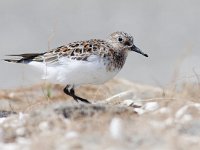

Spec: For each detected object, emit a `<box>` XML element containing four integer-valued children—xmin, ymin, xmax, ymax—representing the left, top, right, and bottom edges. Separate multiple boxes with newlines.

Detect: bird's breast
<box><xmin>106</xmin><ymin>51</ymin><xmax>128</xmax><ymax>72</ymax></box>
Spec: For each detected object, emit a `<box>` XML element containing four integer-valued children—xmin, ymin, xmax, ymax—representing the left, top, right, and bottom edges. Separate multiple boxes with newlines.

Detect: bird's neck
<box><xmin>106</xmin><ymin>49</ymin><xmax>128</xmax><ymax>72</ymax></box>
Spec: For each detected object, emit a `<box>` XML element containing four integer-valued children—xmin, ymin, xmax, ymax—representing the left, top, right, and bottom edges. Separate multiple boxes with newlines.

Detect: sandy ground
<box><xmin>0</xmin><ymin>78</ymin><xmax>200</xmax><ymax>150</ymax></box>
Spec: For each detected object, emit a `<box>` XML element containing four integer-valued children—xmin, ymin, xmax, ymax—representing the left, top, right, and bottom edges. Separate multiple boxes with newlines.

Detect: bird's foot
<box><xmin>63</xmin><ymin>85</ymin><xmax>91</xmax><ymax>104</ymax></box>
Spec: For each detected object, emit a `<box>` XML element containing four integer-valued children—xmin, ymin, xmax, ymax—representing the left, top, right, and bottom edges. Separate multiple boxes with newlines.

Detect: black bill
<box><xmin>131</xmin><ymin>45</ymin><xmax>148</xmax><ymax>57</ymax></box>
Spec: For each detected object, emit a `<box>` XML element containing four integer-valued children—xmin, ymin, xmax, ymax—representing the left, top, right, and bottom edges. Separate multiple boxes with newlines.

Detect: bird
<box><xmin>4</xmin><ymin>31</ymin><xmax>148</xmax><ymax>104</ymax></box>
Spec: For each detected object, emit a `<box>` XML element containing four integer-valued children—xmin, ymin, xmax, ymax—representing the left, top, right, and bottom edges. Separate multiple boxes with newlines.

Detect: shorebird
<box><xmin>4</xmin><ymin>31</ymin><xmax>148</xmax><ymax>103</ymax></box>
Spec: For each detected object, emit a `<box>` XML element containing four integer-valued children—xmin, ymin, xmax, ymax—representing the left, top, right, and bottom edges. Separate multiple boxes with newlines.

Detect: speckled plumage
<box><xmin>5</xmin><ymin>31</ymin><xmax>148</xmax><ymax>103</ymax></box>
<box><xmin>31</xmin><ymin>39</ymin><xmax>126</xmax><ymax>71</ymax></box>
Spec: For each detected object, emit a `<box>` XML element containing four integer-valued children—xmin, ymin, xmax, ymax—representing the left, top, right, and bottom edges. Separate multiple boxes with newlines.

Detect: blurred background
<box><xmin>0</xmin><ymin>0</ymin><xmax>200</xmax><ymax>89</ymax></box>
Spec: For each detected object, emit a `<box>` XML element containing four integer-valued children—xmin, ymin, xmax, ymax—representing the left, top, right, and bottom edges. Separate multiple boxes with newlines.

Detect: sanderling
<box><xmin>5</xmin><ymin>31</ymin><xmax>148</xmax><ymax>103</ymax></box>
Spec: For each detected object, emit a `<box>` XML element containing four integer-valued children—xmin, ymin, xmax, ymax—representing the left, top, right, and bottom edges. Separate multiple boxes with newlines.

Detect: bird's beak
<box><xmin>131</xmin><ymin>45</ymin><xmax>148</xmax><ymax>57</ymax></box>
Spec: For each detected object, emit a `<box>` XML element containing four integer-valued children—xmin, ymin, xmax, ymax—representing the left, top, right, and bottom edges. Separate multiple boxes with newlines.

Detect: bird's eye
<box><xmin>118</xmin><ymin>37</ymin><xmax>123</xmax><ymax>42</ymax></box>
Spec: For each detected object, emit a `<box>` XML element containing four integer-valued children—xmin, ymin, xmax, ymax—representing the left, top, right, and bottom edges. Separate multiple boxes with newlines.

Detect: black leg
<box><xmin>63</xmin><ymin>86</ymin><xmax>78</xmax><ymax>102</ymax></box>
<box><xmin>70</xmin><ymin>88</ymin><xmax>91</xmax><ymax>104</ymax></box>
<box><xmin>63</xmin><ymin>85</ymin><xmax>91</xmax><ymax>104</ymax></box>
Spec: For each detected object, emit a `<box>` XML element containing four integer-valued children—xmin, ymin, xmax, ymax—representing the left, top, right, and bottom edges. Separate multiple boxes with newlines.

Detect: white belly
<box><xmin>29</xmin><ymin>56</ymin><xmax>120</xmax><ymax>86</ymax></box>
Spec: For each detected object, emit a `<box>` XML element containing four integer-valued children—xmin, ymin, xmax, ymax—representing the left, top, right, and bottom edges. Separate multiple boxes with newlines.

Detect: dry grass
<box><xmin>0</xmin><ymin>78</ymin><xmax>200</xmax><ymax>150</ymax></box>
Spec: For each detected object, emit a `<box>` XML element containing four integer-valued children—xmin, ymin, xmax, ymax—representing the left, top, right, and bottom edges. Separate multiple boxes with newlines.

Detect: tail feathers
<box><xmin>4</xmin><ymin>53</ymin><xmax>45</xmax><ymax>63</ymax></box>
<box><xmin>4</xmin><ymin>59</ymin><xmax>22</xmax><ymax>63</ymax></box>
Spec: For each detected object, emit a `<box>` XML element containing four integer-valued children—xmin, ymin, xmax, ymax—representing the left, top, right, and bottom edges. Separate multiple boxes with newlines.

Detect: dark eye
<box><xmin>118</xmin><ymin>37</ymin><xmax>123</xmax><ymax>42</ymax></box>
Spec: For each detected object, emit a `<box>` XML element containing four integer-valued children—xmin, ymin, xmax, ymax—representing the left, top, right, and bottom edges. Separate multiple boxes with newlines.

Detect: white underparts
<box><xmin>28</xmin><ymin>55</ymin><xmax>120</xmax><ymax>87</ymax></box>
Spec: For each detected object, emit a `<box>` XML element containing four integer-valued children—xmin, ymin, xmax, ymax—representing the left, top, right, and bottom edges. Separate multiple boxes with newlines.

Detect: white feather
<box><xmin>28</xmin><ymin>55</ymin><xmax>120</xmax><ymax>87</ymax></box>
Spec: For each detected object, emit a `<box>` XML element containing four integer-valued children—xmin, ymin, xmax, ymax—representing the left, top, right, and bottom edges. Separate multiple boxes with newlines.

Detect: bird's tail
<box><xmin>4</xmin><ymin>53</ymin><xmax>45</xmax><ymax>63</ymax></box>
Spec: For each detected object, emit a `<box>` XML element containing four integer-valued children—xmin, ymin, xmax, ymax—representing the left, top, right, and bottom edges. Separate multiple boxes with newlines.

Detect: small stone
<box><xmin>0</xmin><ymin>118</ymin><xmax>7</xmax><ymax>124</ymax></box>
<box><xmin>38</xmin><ymin>122</ymin><xmax>49</xmax><ymax>131</ymax></box>
<box><xmin>134</xmin><ymin>108</ymin><xmax>145</xmax><ymax>115</ymax></box>
<box><xmin>65</xmin><ymin>131</ymin><xmax>79</xmax><ymax>139</ymax></box>
<box><xmin>144</xmin><ymin>102</ymin><xmax>159</xmax><ymax>111</ymax></box>
<box><xmin>109</xmin><ymin>117</ymin><xmax>123</xmax><ymax>140</ymax></box>
<box><xmin>120</xmin><ymin>99</ymin><xmax>134</xmax><ymax>106</ymax></box>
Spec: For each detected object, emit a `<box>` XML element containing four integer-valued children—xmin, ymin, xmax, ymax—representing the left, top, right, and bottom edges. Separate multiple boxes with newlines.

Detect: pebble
<box><xmin>109</xmin><ymin>117</ymin><xmax>123</xmax><ymax>140</ymax></box>
<box><xmin>144</xmin><ymin>102</ymin><xmax>159</xmax><ymax>111</ymax></box>
<box><xmin>65</xmin><ymin>131</ymin><xmax>79</xmax><ymax>139</ymax></box>
<box><xmin>38</xmin><ymin>121</ymin><xmax>49</xmax><ymax>131</ymax></box>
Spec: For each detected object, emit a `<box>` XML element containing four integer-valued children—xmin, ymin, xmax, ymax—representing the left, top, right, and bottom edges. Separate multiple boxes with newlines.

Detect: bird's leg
<box><xmin>70</xmin><ymin>88</ymin><xmax>91</xmax><ymax>104</ymax></box>
<box><xmin>63</xmin><ymin>85</ymin><xmax>91</xmax><ymax>104</ymax></box>
<box><xmin>63</xmin><ymin>86</ymin><xmax>78</xmax><ymax>102</ymax></box>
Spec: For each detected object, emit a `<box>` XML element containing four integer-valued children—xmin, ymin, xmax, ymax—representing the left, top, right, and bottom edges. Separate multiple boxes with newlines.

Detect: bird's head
<box><xmin>107</xmin><ymin>31</ymin><xmax>148</xmax><ymax>57</ymax></box>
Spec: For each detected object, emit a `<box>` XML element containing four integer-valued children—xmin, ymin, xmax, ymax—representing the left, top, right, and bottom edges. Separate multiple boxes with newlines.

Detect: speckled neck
<box><xmin>106</xmin><ymin>49</ymin><xmax>128</xmax><ymax>72</ymax></box>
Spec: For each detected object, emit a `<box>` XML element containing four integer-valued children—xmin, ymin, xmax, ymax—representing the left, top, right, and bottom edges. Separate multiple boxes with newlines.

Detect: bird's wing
<box><xmin>37</xmin><ymin>39</ymin><xmax>111</xmax><ymax>65</ymax></box>
<box><xmin>4</xmin><ymin>39</ymin><xmax>112</xmax><ymax>65</ymax></box>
